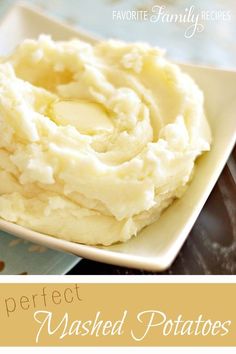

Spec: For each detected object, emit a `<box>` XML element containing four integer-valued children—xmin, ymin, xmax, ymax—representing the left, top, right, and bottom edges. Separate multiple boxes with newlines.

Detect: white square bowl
<box><xmin>0</xmin><ymin>2</ymin><xmax>235</xmax><ymax>271</ymax></box>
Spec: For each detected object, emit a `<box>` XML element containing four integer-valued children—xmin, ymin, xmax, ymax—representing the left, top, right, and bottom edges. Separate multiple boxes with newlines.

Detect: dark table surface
<box><xmin>68</xmin><ymin>147</ymin><xmax>236</xmax><ymax>275</ymax></box>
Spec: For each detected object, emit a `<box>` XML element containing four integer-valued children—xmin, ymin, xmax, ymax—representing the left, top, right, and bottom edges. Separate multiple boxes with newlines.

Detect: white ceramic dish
<box><xmin>0</xmin><ymin>2</ymin><xmax>235</xmax><ymax>271</ymax></box>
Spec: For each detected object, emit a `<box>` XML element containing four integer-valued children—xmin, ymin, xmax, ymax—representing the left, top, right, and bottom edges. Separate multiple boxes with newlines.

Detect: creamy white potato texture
<box><xmin>0</xmin><ymin>36</ymin><xmax>211</xmax><ymax>245</ymax></box>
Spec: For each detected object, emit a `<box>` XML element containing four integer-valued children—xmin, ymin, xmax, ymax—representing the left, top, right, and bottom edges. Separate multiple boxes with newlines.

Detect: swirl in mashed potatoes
<box><xmin>0</xmin><ymin>35</ymin><xmax>211</xmax><ymax>245</ymax></box>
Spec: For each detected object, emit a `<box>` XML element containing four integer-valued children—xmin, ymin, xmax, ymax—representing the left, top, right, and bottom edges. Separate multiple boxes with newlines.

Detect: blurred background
<box><xmin>1</xmin><ymin>0</ymin><xmax>236</xmax><ymax>67</ymax></box>
<box><xmin>0</xmin><ymin>0</ymin><xmax>235</xmax><ymax>275</ymax></box>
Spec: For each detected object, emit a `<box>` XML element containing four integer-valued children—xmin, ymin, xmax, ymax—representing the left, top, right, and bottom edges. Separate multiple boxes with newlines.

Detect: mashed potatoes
<box><xmin>0</xmin><ymin>35</ymin><xmax>211</xmax><ymax>245</ymax></box>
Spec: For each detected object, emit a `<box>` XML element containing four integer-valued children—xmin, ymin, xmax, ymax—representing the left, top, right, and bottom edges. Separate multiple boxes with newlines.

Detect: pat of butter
<box><xmin>0</xmin><ymin>36</ymin><xmax>212</xmax><ymax>246</ymax></box>
<box><xmin>52</xmin><ymin>100</ymin><xmax>113</xmax><ymax>134</ymax></box>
